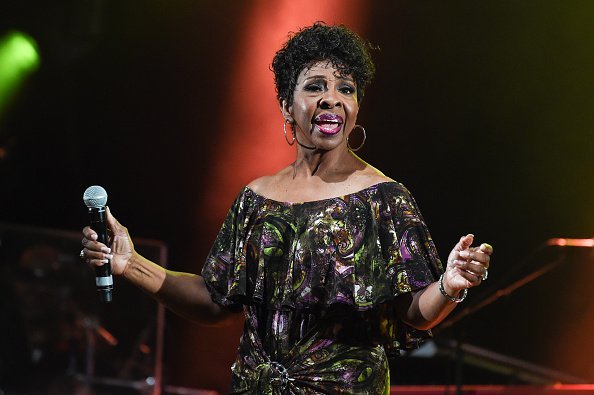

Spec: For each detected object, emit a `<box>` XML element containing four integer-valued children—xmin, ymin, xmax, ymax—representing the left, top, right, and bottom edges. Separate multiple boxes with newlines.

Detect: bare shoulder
<box><xmin>246</xmin><ymin>166</ymin><xmax>293</xmax><ymax>195</ymax></box>
<box><xmin>246</xmin><ymin>175</ymin><xmax>273</xmax><ymax>194</ymax></box>
<box><xmin>356</xmin><ymin>160</ymin><xmax>395</xmax><ymax>186</ymax></box>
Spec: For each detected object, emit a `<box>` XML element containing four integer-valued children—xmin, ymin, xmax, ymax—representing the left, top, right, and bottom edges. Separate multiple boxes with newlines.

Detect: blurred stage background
<box><xmin>1</xmin><ymin>1</ymin><xmax>593</xmax><ymax>394</ymax></box>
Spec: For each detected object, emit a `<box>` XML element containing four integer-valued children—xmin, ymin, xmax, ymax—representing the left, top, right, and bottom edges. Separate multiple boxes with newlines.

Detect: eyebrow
<box><xmin>301</xmin><ymin>74</ymin><xmax>355</xmax><ymax>83</ymax></box>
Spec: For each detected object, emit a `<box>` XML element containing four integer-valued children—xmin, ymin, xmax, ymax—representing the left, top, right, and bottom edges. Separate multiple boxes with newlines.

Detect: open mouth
<box><xmin>314</xmin><ymin>114</ymin><xmax>343</xmax><ymax>135</ymax></box>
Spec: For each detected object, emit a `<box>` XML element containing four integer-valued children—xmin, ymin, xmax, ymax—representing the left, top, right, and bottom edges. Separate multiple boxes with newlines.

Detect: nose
<box><xmin>319</xmin><ymin>89</ymin><xmax>341</xmax><ymax>109</ymax></box>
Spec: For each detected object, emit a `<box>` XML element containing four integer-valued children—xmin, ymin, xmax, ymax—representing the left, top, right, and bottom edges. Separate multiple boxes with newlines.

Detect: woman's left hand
<box><xmin>442</xmin><ymin>234</ymin><xmax>493</xmax><ymax>296</ymax></box>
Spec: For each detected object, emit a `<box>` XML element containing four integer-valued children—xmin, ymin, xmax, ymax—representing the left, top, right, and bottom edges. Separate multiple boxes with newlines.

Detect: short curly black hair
<box><xmin>272</xmin><ymin>22</ymin><xmax>376</xmax><ymax>106</ymax></box>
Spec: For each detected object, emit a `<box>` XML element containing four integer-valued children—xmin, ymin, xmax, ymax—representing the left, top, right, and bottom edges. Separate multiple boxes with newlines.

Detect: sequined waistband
<box><xmin>255</xmin><ymin>360</ymin><xmax>293</xmax><ymax>392</ymax></box>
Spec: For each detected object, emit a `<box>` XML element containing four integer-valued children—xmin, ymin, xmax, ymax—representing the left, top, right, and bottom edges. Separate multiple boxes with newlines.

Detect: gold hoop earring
<box><xmin>347</xmin><ymin>125</ymin><xmax>366</xmax><ymax>152</ymax></box>
<box><xmin>284</xmin><ymin>120</ymin><xmax>295</xmax><ymax>146</ymax></box>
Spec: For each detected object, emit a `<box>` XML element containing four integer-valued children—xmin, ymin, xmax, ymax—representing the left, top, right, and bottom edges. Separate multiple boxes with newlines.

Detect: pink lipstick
<box><xmin>314</xmin><ymin>114</ymin><xmax>344</xmax><ymax>135</ymax></box>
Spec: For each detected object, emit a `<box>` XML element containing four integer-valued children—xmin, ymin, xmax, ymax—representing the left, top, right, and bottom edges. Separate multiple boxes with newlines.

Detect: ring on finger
<box><xmin>79</xmin><ymin>249</ymin><xmax>85</xmax><ymax>259</ymax></box>
<box><xmin>482</xmin><ymin>269</ymin><xmax>489</xmax><ymax>281</ymax></box>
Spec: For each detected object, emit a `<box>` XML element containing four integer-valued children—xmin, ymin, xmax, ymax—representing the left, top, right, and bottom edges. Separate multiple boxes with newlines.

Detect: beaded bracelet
<box><xmin>438</xmin><ymin>273</ymin><xmax>467</xmax><ymax>303</ymax></box>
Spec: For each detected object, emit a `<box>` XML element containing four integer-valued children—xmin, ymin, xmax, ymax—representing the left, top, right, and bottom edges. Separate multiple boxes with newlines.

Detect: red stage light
<box><xmin>201</xmin><ymin>1</ymin><xmax>369</xmax><ymax>226</ymax></box>
<box><xmin>546</xmin><ymin>238</ymin><xmax>594</xmax><ymax>247</ymax></box>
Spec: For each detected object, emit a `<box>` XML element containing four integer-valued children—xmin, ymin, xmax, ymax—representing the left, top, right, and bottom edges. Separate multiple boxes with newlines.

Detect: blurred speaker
<box><xmin>0</xmin><ymin>222</ymin><xmax>166</xmax><ymax>394</ymax></box>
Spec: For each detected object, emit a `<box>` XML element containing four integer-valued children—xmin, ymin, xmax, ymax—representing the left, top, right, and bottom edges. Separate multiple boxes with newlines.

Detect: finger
<box><xmin>455</xmin><ymin>234</ymin><xmax>475</xmax><ymax>251</ymax></box>
<box><xmin>82</xmin><ymin>248</ymin><xmax>113</xmax><ymax>266</ymax></box>
<box><xmin>459</xmin><ymin>249</ymin><xmax>490</xmax><ymax>267</ymax></box>
<box><xmin>82</xmin><ymin>226</ymin><xmax>98</xmax><ymax>241</ymax></box>
<box><xmin>479</xmin><ymin>243</ymin><xmax>494</xmax><ymax>255</ymax></box>
<box><xmin>449</xmin><ymin>266</ymin><xmax>482</xmax><ymax>287</ymax></box>
<box><xmin>105</xmin><ymin>206</ymin><xmax>119</xmax><ymax>230</ymax></box>
<box><xmin>459</xmin><ymin>269</ymin><xmax>483</xmax><ymax>286</ymax></box>
<box><xmin>81</xmin><ymin>236</ymin><xmax>111</xmax><ymax>253</ymax></box>
<box><xmin>454</xmin><ymin>260</ymin><xmax>488</xmax><ymax>279</ymax></box>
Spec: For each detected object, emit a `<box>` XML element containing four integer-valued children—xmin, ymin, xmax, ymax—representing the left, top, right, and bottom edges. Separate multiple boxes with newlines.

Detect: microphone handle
<box><xmin>89</xmin><ymin>206</ymin><xmax>113</xmax><ymax>302</ymax></box>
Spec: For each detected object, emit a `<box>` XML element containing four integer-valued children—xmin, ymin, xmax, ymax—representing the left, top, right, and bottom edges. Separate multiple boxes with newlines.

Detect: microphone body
<box><xmin>84</xmin><ymin>186</ymin><xmax>113</xmax><ymax>302</ymax></box>
<box><xmin>89</xmin><ymin>206</ymin><xmax>113</xmax><ymax>302</ymax></box>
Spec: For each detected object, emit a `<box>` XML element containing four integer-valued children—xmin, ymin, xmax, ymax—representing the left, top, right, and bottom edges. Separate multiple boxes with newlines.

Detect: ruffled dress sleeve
<box><xmin>201</xmin><ymin>187</ymin><xmax>256</xmax><ymax>313</ymax></box>
<box><xmin>372</xmin><ymin>182</ymin><xmax>444</xmax><ymax>353</ymax></box>
<box><xmin>377</xmin><ymin>182</ymin><xmax>442</xmax><ymax>295</ymax></box>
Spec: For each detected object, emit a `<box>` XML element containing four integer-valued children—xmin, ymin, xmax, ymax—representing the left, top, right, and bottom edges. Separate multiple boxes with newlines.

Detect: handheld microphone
<box><xmin>83</xmin><ymin>185</ymin><xmax>113</xmax><ymax>303</ymax></box>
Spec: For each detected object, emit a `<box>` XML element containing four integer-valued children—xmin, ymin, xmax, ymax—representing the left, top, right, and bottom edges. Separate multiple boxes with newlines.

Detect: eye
<box><xmin>339</xmin><ymin>85</ymin><xmax>356</xmax><ymax>95</ymax></box>
<box><xmin>303</xmin><ymin>83</ymin><xmax>323</xmax><ymax>92</ymax></box>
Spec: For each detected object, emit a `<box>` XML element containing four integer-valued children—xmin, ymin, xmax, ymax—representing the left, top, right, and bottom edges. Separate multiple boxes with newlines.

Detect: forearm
<box><xmin>123</xmin><ymin>253</ymin><xmax>236</xmax><ymax>326</ymax></box>
<box><xmin>403</xmin><ymin>280</ymin><xmax>461</xmax><ymax>330</ymax></box>
<box><xmin>402</xmin><ymin>236</ymin><xmax>493</xmax><ymax>330</ymax></box>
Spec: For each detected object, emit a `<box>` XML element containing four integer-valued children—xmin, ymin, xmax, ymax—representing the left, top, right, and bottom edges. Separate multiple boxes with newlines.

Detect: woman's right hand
<box><xmin>81</xmin><ymin>207</ymin><xmax>134</xmax><ymax>276</ymax></box>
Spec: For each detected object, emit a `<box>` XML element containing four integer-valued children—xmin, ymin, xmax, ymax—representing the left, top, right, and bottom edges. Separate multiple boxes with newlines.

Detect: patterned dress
<box><xmin>201</xmin><ymin>181</ymin><xmax>443</xmax><ymax>394</ymax></box>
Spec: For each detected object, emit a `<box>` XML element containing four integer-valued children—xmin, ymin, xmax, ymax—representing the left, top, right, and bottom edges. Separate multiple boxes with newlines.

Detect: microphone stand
<box><xmin>438</xmin><ymin>255</ymin><xmax>563</xmax><ymax>331</ymax></box>
<box><xmin>434</xmin><ymin>238</ymin><xmax>593</xmax><ymax>391</ymax></box>
<box><xmin>79</xmin><ymin>314</ymin><xmax>118</xmax><ymax>386</ymax></box>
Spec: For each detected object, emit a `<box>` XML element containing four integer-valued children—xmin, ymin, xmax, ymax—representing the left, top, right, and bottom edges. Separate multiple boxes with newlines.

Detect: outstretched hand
<box><xmin>81</xmin><ymin>207</ymin><xmax>134</xmax><ymax>276</ymax></box>
<box><xmin>443</xmin><ymin>234</ymin><xmax>493</xmax><ymax>295</ymax></box>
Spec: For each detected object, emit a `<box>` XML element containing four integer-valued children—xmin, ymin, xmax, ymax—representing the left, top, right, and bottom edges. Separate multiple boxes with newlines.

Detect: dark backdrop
<box><xmin>1</xmin><ymin>1</ymin><xmax>593</xmax><ymax>392</ymax></box>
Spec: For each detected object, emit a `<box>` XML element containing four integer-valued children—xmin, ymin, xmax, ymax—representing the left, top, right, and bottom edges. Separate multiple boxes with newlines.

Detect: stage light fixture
<box><xmin>0</xmin><ymin>31</ymin><xmax>40</xmax><ymax>116</ymax></box>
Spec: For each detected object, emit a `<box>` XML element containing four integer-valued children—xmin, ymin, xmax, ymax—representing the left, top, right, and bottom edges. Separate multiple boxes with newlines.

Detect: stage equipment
<box><xmin>399</xmin><ymin>236</ymin><xmax>594</xmax><ymax>389</ymax></box>
<box><xmin>389</xmin><ymin>384</ymin><xmax>594</xmax><ymax>394</ymax></box>
<box><xmin>0</xmin><ymin>222</ymin><xmax>165</xmax><ymax>394</ymax></box>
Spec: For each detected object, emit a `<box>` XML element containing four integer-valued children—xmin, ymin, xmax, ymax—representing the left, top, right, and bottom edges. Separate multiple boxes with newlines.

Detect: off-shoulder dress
<box><xmin>201</xmin><ymin>181</ymin><xmax>443</xmax><ymax>394</ymax></box>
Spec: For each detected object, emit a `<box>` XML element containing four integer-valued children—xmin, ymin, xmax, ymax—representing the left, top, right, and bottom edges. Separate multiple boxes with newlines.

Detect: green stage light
<box><xmin>0</xmin><ymin>31</ymin><xmax>40</xmax><ymax>116</ymax></box>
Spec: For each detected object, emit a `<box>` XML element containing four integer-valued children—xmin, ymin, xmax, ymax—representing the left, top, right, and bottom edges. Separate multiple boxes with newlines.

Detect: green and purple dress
<box><xmin>201</xmin><ymin>182</ymin><xmax>443</xmax><ymax>394</ymax></box>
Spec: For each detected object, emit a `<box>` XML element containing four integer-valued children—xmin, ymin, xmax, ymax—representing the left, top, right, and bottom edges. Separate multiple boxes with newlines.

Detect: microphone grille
<box><xmin>83</xmin><ymin>185</ymin><xmax>108</xmax><ymax>208</ymax></box>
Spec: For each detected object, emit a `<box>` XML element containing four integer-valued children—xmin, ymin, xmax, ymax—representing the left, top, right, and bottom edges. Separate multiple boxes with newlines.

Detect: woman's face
<box><xmin>282</xmin><ymin>61</ymin><xmax>359</xmax><ymax>151</ymax></box>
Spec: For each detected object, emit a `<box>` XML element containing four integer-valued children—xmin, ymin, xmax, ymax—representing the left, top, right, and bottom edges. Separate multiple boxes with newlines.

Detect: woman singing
<box><xmin>81</xmin><ymin>23</ymin><xmax>492</xmax><ymax>394</ymax></box>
